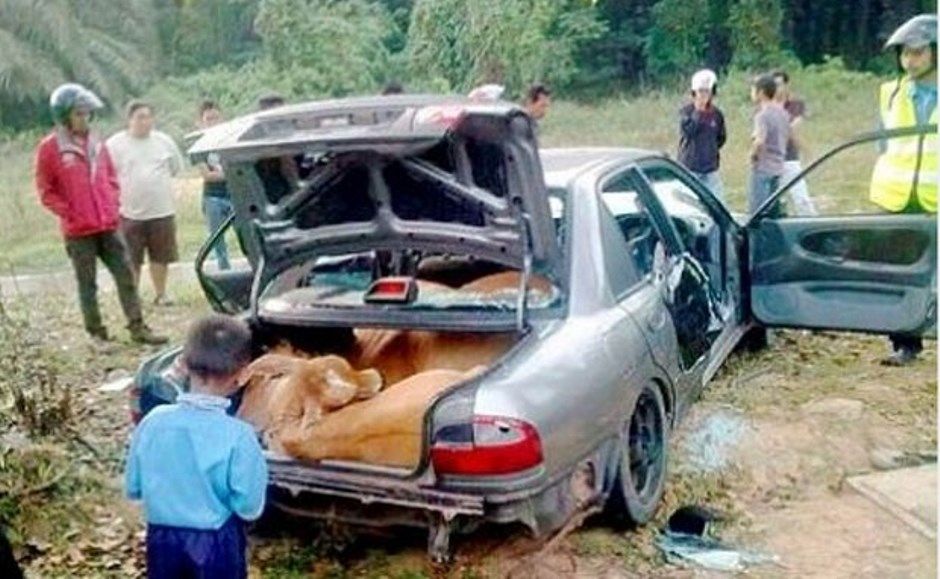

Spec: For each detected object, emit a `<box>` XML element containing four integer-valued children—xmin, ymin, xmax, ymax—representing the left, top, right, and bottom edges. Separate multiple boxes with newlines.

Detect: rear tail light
<box><xmin>431</xmin><ymin>415</ymin><xmax>543</xmax><ymax>475</ymax></box>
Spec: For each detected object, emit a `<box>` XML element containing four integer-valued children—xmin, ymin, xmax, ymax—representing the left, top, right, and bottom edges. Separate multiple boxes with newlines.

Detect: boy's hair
<box><xmin>525</xmin><ymin>83</ymin><xmax>551</xmax><ymax>104</ymax></box>
<box><xmin>771</xmin><ymin>69</ymin><xmax>789</xmax><ymax>83</ymax></box>
<box><xmin>182</xmin><ymin>315</ymin><xmax>252</xmax><ymax>379</ymax></box>
<box><xmin>752</xmin><ymin>74</ymin><xmax>777</xmax><ymax>99</ymax></box>
<box><xmin>199</xmin><ymin>99</ymin><xmax>220</xmax><ymax>116</ymax></box>
<box><xmin>125</xmin><ymin>99</ymin><xmax>153</xmax><ymax>119</ymax></box>
<box><xmin>381</xmin><ymin>81</ymin><xmax>404</xmax><ymax>95</ymax></box>
<box><xmin>257</xmin><ymin>92</ymin><xmax>285</xmax><ymax>111</ymax></box>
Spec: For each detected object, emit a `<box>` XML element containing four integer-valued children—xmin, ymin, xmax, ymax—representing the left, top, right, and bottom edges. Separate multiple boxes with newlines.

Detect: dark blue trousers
<box><xmin>146</xmin><ymin>517</ymin><xmax>246</xmax><ymax>579</ymax></box>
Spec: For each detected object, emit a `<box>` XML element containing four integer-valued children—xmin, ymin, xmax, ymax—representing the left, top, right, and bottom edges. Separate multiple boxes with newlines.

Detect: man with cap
<box><xmin>870</xmin><ymin>14</ymin><xmax>937</xmax><ymax>366</ymax></box>
<box><xmin>34</xmin><ymin>83</ymin><xmax>167</xmax><ymax>345</ymax></box>
<box><xmin>678</xmin><ymin>69</ymin><xmax>727</xmax><ymax>199</ymax></box>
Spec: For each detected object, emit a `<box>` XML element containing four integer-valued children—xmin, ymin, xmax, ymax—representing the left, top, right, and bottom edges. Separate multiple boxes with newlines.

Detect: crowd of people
<box><xmin>675</xmin><ymin>13</ymin><xmax>935</xmax><ymax>366</ymax></box>
<box><xmin>28</xmin><ymin>11</ymin><xmax>937</xmax><ymax>359</ymax></box>
<box><xmin>5</xmin><ymin>12</ymin><xmax>931</xmax><ymax>578</ymax></box>
<box><xmin>30</xmin><ymin>78</ymin><xmax>553</xmax><ymax>346</ymax></box>
<box><xmin>676</xmin><ymin>67</ymin><xmax>816</xmax><ymax>217</ymax></box>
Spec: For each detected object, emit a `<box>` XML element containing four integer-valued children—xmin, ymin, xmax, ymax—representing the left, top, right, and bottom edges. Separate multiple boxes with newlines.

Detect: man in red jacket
<box><xmin>35</xmin><ymin>83</ymin><xmax>167</xmax><ymax>345</ymax></box>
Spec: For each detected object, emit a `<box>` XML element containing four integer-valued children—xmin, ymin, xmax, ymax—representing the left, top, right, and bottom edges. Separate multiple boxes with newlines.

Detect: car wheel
<box><xmin>607</xmin><ymin>383</ymin><xmax>668</xmax><ymax>526</ymax></box>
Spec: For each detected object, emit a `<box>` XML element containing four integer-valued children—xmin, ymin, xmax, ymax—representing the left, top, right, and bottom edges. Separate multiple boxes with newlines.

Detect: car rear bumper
<box><xmin>266</xmin><ymin>455</ymin><xmax>485</xmax><ymax>520</ymax></box>
<box><xmin>264</xmin><ymin>442</ymin><xmax>610</xmax><ymax>539</ymax></box>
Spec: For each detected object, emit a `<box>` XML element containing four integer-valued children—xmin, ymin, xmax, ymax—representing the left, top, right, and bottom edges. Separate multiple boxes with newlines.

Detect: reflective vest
<box><xmin>869</xmin><ymin>79</ymin><xmax>938</xmax><ymax>213</ymax></box>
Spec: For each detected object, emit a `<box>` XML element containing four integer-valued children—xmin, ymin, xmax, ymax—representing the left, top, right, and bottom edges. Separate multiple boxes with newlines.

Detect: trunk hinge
<box><xmin>249</xmin><ymin>253</ymin><xmax>266</xmax><ymax>325</ymax></box>
<box><xmin>516</xmin><ymin>210</ymin><xmax>534</xmax><ymax>332</ymax></box>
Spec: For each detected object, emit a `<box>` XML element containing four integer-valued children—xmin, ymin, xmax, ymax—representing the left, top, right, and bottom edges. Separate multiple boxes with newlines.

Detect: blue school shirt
<box><xmin>124</xmin><ymin>393</ymin><xmax>268</xmax><ymax>530</ymax></box>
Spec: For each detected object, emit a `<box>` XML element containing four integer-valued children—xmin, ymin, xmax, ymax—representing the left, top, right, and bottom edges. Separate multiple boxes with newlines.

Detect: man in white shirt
<box><xmin>107</xmin><ymin>101</ymin><xmax>184</xmax><ymax>305</ymax></box>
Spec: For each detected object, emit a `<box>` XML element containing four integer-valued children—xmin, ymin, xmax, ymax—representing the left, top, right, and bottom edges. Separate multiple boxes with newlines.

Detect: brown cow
<box><xmin>238</xmin><ymin>353</ymin><xmax>382</xmax><ymax>447</ymax></box>
<box><xmin>345</xmin><ymin>271</ymin><xmax>549</xmax><ymax>384</ymax></box>
<box><xmin>236</xmin><ymin>270</ymin><xmax>549</xmax><ymax>463</ymax></box>
<box><xmin>280</xmin><ymin>366</ymin><xmax>484</xmax><ymax>468</ymax></box>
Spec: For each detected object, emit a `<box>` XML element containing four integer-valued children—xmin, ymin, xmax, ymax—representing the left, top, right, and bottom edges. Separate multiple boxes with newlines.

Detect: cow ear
<box><xmin>354</xmin><ymin>368</ymin><xmax>383</xmax><ymax>399</ymax></box>
<box><xmin>321</xmin><ymin>368</ymin><xmax>358</xmax><ymax>409</ymax></box>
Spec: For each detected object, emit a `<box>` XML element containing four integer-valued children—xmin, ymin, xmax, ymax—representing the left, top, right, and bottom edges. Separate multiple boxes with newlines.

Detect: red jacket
<box><xmin>35</xmin><ymin>128</ymin><xmax>121</xmax><ymax>238</ymax></box>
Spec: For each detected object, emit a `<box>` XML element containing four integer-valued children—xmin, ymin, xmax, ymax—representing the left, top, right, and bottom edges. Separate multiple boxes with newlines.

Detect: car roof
<box><xmin>540</xmin><ymin>147</ymin><xmax>662</xmax><ymax>189</ymax></box>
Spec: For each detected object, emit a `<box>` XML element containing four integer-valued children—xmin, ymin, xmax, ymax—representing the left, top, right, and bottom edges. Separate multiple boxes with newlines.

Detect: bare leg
<box><xmin>131</xmin><ymin>263</ymin><xmax>141</xmax><ymax>290</ymax></box>
<box><xmin>150</xmin><ymin>263</ymin><xmax>169</xmax><ymax>301</ymax></box>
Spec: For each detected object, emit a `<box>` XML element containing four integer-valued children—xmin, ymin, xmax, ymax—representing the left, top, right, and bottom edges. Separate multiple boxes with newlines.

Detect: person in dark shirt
<box><xmin>254</xmin><ymin>93</ymin><xmax>300</xmax><ymax>203</ymax></box>
<box><xmin>197</xmin><ymin>100</ymin><xmax>234</xmax><ymax>270</ymax></box>
<box><xmin>678</xmin><ymin>69</ymin><xmax>727</xmax><ymax>199</ymax></box>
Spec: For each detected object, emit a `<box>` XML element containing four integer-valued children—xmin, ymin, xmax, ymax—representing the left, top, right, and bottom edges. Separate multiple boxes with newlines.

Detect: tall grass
<box><xmin>542</xmin><ymin>66</ymin><xmax>883</xmax><ymax>214</ymax></box>
<box><xmin>0</xmin><ymin>63</ymin><xmax>885</xmax><ymax>274</ymax></box>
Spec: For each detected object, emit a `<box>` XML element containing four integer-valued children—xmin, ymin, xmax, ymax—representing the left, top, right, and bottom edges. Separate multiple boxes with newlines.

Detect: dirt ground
<box><xmin>1</xmin><ymin>280</ymin><xmax>936</xmax><ymax>578</ymax></box>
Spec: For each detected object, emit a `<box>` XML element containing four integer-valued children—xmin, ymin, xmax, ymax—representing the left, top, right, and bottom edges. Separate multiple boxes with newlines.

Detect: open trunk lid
<box><xmin>188</xmin><ymin>96</ymin><xmax>562</xmax><ymax>302</ymax></box>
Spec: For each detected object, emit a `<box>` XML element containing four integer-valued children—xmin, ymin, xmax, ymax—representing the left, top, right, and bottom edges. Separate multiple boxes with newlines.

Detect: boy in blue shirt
<box><xmin>125</xmin><ymin>314</ymin><xmax>267</xmax><ymax>578</ymax></box>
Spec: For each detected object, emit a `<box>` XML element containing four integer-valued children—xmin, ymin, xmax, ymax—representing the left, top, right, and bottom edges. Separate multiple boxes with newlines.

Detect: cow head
<box><xmin>261</xmin><ymin>354</ymin><xmax>383</xmax><ymax>439</ymax></box>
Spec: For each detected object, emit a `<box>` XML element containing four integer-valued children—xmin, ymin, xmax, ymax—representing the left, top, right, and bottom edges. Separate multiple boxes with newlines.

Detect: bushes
<box><xmin>727</xmin><ymin>0</ymin><xmax>790</xmax><ymax>71</ymax></box>
<box><xmin>646</xmin><ymin>0</ymin><xmax>710</xmax><ymax>82</ymax></box>
<box><xmin>256</xmin><ymin>0</ymin><xmax>400</xmax><ymax>97</ymax></box>
<box><xmin>406</xmin><ymin>0</ymin><xmax>605</xmax><ymax>94</ymax></box>
<box><xmin>0</xmin><ymin>307</ymin><xmax>71</xmax><ymax>439</ymax></box>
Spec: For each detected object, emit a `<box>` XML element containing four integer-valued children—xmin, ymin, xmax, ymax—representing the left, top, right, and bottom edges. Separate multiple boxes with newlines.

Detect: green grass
<box><xmin>0</xmin><ymin>65</ymin><xmax>886</xmax><ymax>274</ymax></box>
<box><xmin>540</xmin><ymin>66</ymin><xmax>883</xmax><ymax>215</ymax></box>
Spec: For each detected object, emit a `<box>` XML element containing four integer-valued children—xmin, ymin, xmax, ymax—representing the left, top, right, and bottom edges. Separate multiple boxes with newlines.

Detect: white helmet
<box><xmin>690</xmin><ymin>69</ymin><xmax>718</xmax><ymax>92</ymax></box>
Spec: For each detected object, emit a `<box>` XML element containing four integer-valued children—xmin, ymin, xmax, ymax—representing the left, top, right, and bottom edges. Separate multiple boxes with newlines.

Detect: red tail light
<box><xmin>431</xmin><ymin>415</ymin><xmax>543</xmax><ymax>475</ymax></box>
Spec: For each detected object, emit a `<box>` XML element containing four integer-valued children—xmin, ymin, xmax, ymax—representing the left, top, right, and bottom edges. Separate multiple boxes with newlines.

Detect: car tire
<box><xmin>607</xmin><ymin>383</ymin><xmax>668</xmax><ymax>526</ymax></box>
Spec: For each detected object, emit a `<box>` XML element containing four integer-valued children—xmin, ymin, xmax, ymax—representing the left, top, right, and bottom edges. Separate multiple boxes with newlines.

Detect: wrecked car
<box><xmin>130</xmin><ymin>95</ymin><xmax>936</xmax><ymax>560</ymax></box>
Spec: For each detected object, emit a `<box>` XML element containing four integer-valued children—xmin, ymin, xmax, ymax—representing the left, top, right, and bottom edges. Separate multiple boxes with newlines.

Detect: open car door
<box><xmin>747</xmin><ymin>125</ymin><xmax>937</xmax><ymax>336</ymax></box>
<box><xmin>194</xmin><ymin>212</ymin><xmax>254</xmax><ymax>314</ymax></box>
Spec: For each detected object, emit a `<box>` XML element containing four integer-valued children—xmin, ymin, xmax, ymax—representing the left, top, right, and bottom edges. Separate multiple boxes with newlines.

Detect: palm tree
<box><xmin>0</xmin><ymin>0</ymin><xmax>162</xmax><ymax>127</ymax></box>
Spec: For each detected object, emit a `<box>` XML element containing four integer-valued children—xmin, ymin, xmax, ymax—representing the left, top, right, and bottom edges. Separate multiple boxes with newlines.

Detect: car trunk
<box><xmin>181</xmin><ymin>95</ymin><xmax>560</xmax><ymax>474</ymax></box>
<box><xmin>189</xmin><ymin>95</ymin><xmax>563</xmax><ymax>323</ymax></box>
<box><xmin>236</xmin><ymin>319</ymin><xmax>528</xmax><ymax>473</ymax></box>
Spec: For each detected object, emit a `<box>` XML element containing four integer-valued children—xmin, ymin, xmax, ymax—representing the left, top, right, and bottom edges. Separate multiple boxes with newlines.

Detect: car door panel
<box><xmin>749</xmin><ymin>214</ymin><xmax>936</xmax><ymax>335</ymax></box>
<box><xmin>195</xmin><ymin>214</ymin><xmax>253</xmax><ymax>313</ymax></box>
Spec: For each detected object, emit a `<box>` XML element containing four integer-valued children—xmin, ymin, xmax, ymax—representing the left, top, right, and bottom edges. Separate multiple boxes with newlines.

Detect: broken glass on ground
<box><xmin>655</xmin><ymin>505</ymin><xmax>779</xmax><ymax>573</ymax></box>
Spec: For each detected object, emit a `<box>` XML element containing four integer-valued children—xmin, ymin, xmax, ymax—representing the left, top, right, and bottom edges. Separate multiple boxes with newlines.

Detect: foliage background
<box><xmin>1</xmin><ymin>0</ymin><xmax>936</xmax><ymax>132</ymax></box>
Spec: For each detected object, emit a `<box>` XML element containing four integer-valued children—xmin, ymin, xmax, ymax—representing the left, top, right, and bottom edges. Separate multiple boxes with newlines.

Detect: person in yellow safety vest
<box><xmin>870</xmin><ymin>13</ymin><xmax>937</xmax><ymax>366</ymax></box>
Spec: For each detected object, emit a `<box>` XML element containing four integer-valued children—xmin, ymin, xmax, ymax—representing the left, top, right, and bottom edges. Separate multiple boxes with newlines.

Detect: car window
<box><xmin>599</xmin><ymin>172</ymin><xmax>660</xmax><ymax>295</ymax></box>
<box><xmin>642</xmin><ymin>164</ymin><xmax>726</xmax><ymax>296</ymax></box>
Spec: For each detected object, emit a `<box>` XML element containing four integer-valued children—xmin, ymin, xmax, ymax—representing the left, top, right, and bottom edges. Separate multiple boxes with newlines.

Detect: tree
<box><xmin>0</xmin><ymin>0</ymin><xmax>162</xmax><ymax>129</ymax></box>
<box><xmin>406</xmin><ymin>0</ymin><xmax>605</xmax><ymax>94</ymax></box>
<box><xmin>646</xmin><ymin>0</ymin><xmax>711</xmax><ymax>81</ymax></box>
<box><xmin>165</xmin><ymin>0</ymin><xmax>261</xmax><ymax>74</ymax></box>
<box><xmin>255</xmin><ymin>0</ymin><xmax>399</xmax><ymax>97</ymax></box>
<box><xmin>728</xmin><ymin>0</ymin><xmax>787</xmax><ymax>70</ymax></box>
